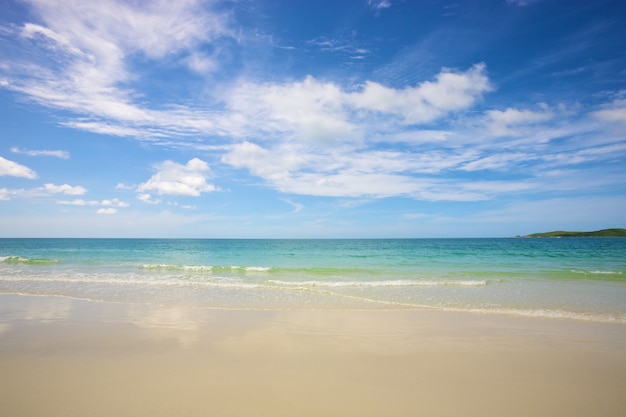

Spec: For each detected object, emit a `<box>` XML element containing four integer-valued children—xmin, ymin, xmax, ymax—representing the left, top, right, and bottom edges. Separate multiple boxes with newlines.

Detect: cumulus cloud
<box><xmin>0</xmin><ymin>156</ymin><xmax>37</xmax><ymax>179</ymax></box>
<box><xmin>347</xmin><ymin>63</ymin><xmax>491</xmax><ymax>124</ymax></box>
<box><xmin>137</xmin><ymin>193</ymin><xmax>161</xmax><ymax>205</ymax></box>
<box><xmin>137</xmin><ymin>158</ymin><xmax>217</xmax><ymax>197</ymax></box>
<box><xmin>43</xmin><ymin>183</ymin><xmax>87</xmax><ymax>195</ymax></box>
<box><xmin>227</xmin><ymin>65</ymin><xmax>491</xmax><ymax>144</ymax></box>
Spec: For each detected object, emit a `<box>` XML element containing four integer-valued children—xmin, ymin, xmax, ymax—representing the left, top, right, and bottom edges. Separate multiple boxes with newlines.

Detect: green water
<box><xmin>1</xmin><ymin>238</ymin><xmax>624</xmax><ymax>322</ymax></box>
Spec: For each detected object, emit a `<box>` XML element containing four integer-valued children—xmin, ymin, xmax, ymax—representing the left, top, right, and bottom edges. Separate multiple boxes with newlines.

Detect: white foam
<box><xmin>141</xmin><ymin>264</ymin><xmax>214</xmax><ymax>272</ymax></box>
<box><xmin>571</xmin><ymin>269</ymin><xmax>622</xmax><ymax>275</ymax></box>
<box><xmin>267</xmin><ymin>279</ymin><xmax>488</xmax><ymax>288</ymax></box>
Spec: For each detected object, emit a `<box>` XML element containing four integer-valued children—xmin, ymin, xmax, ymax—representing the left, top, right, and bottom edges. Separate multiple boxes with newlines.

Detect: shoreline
<box><xmin>1</xmin><ymin>293</ymin><xmax>626</xmax><ymax>416</ymax></box>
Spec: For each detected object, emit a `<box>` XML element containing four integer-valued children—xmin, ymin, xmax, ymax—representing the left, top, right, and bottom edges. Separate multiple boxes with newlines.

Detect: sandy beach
<box><xmin>1</xmin><ymin>294</ymin><xmax>625</xmax><ymax>417</ymax></box>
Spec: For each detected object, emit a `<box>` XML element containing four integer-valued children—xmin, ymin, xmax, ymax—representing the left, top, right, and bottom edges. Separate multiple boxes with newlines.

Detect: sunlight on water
<box><xmin>1</xmin><ymin>238</ymin><xmax>625</xmax><ymax>322</ymax></box>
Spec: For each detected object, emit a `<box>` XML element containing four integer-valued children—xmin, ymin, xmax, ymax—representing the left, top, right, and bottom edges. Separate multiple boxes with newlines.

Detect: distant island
<box><xmin>523</xmin><ymin>228</ymin><xmax>626</xmax><ymax>238</ymax></box>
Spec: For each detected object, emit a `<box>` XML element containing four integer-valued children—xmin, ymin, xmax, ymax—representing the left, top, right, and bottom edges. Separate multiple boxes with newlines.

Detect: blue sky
<box><xmin>1</xmin><ymin>0</ymin><xmax>625</xmax><ymax>238</ymax></box>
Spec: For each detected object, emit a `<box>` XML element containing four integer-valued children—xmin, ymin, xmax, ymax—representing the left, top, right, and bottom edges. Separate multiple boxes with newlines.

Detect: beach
<box><xmin>1</xmin><ymin>294</ymin><xmax>625</xmax><ymax>417</ymax></box>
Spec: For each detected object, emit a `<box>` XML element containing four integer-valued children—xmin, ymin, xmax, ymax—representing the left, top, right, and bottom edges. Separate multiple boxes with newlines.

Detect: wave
<box><xmin>267</xmin><ymin>279</ymin><xmax>488</xmax><ymax>288</ymax></box>
<box><xmin>0</xmin><ymin>256</ymin><xmax>59</xmax><ymax>265</ymax></box>
<box><xmin>0</xmin><ymin>275</ymin><xmax>262</xmax><ymax>290</ymax></box>
<box><xmin>570</xmin><ymin>269</ymin><xmax>623</xmax><ymax>275</ymax></box>
<box><xmin>140</xmin><ymin>264</ymin><xmax>272</xmax><ymax>273</ymax></box>
<box><xmin>455</xmin><ymin>307</ymin><xmax>626</xmax><ymax>324</ymax></box>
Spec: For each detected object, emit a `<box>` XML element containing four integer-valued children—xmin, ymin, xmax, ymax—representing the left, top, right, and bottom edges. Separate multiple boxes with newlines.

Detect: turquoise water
<box><xmin>1</xmin><ymin>238</ymin><xmax>625</xmax><ymax>322</ymax></box>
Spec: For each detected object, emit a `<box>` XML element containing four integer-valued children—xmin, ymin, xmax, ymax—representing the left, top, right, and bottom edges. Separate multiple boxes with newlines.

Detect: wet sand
<box><xmin>1</xmin><ymin>294</ymin><xmax>625</xmax><ymax>417</ymax></box>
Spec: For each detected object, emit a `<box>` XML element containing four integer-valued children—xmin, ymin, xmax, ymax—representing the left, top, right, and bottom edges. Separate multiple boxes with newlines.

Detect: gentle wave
<box><xmin>140</xmin><ymin>264</ymin><xmax>271</xmax><ymax>273</ymax></box>
<box><xmin>0</xmin><ymin>256</ymin><xmax>59</xmax><ymax>265</ymax></box>
<box><xmin>0</xmin><ymin>276</ymin><xmax>260</xmax><ymax>289</ymax></box>
<box><xmin>458</xmin><ymin>307</ymin><xmax>626</xmax><ymax>324</ymax></box>
<box><xmin>267</xmin><ymin>279</ymin><xmax>488</xmax><ymax>287</ymax></box>
<box><xmin>570</xmin><ymin>269</ymin><xmax>623</xmax><ymax>275</ymax></box>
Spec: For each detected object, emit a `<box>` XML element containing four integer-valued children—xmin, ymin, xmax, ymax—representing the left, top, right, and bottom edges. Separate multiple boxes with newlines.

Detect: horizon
<box><xmin>1</xmin><ymin>0</ymin><xmax>625</xmax><ymax>238</ymax></box>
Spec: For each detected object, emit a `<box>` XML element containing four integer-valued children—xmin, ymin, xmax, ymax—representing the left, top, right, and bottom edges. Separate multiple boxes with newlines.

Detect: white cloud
<box><xmin>280</xmin><ymin>198</ymin><xmax>303</xmax><ymax>214</ymax></box>
<box><xmin>137</xmin><ymin>193</ymin><xmax>161</xmax><ymax>205</ymax></box>
<box><xmin>0</xmin><ymin>156</ymin><xmax>37</xmax><ymax>179</ymax></box>
<box><xmin>11</xmin><ymin>147</ymin><xmax>70</xmax><ymax>159</ymax></box>
<box><xmin>368</xmin><ymin>0</ymin><xmax>392</xmax><ymax>10</ymax></box>
<box><xmin>506</xmin><ymin>0</ymin><xmax>541</xmax><ymax>6</ymax></box>
<box><xmin>1</xmin><ymin>0</ymin><xmax>232</xmax><ymax>137</ymax></box>
<box><xmin>115</xmin><ymin>183</ymin><xmax>134</xmax><ymax>190</ymax></box>
<box><xmin>57</xmin><ymin>199</ymin><xmax>99</xmax><ymax>206</ymax></box>
<box><xmin>0</xmin><ymin>188</ymin><xmax>13</xmax><ymax>201</ymax></box>
<box><xmin>43</xmin><ymin>183</ymin><xmax>87</xmax><ymax>195</ymax></box>
<box><xmin>483</xmin><ymin>107</ymin><xmax>554</xmax><ymax>137</ymax></box>
<box><xmin>97</xmin><ymin>208</ymin><xmax>118</xmax><ymax>215</ymax></box>
<box><xmin>593</xmin><ymin>99</ymin><xmax>626</xmax><ymax>124</ymax></box>
<box><xmin>137</xmin><ymin>158</ymin><xmax>217</xmax><ymax>197</ymax></box>
<box><xmin>58</xmin><ymin>198</ymin><xmax>129</xmax><ymax>207</ymax></box>
<box><xmin>226</xmin><ymin>65</ymin><xmax>491</xmax><ymax>144</ymax></box>
<box><xmin>222</xmin><ymin>141</ymin><xmax>518</xmax><ymax>201</ymax></box>
<box><xmin>101</xmin><ymin>198</ymin><xmax>130</xmax><ymax>207</ymax></box>
<box><xmin>347</xmin><ymin>63</ymin><xmax>491</xmax><ymax>124</ymax></box>
<box><xmin>460</xmin><ymin>153</ymin><xmax>534</xmax><ymax>172</ymax></box>
<box><xmin>227</xmin><ymin>76</ymin><xmax>358</xmax><ymax>144</ymax></box>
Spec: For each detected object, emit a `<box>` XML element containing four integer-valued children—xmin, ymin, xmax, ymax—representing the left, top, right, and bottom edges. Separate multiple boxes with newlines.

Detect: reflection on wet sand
<box><xmin>1</xmin><ymin>294</ymin><xmax>626</xmax><ymax>417</ymax></box>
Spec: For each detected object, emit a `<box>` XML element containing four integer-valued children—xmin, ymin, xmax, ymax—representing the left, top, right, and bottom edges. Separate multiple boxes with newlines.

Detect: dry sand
<box><xmin>1</xmin><ymin>294</ymin><xmax>625</xmax><ymax>417</ymax></box>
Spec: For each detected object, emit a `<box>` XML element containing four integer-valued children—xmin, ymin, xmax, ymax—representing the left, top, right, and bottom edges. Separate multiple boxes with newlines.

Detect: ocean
<box><xmin>1</xmin><ymin>238</ymin><xmax>624</xmax><ymax>323</ymax></box>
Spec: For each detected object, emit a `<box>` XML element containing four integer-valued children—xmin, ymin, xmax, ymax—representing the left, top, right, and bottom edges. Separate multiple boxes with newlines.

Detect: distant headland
<box><xmin>522</xmin><ymin>228</ymin><xmax>626</xmax><ymax>238</ymax></box>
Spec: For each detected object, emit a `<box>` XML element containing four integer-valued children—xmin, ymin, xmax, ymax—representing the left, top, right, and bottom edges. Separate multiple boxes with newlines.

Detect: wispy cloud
<box><xmin>11</xmin><ymin>147</ymin><xmax>70</xmax><ymax>159</ymax></box>
<box><xmin>0</xmin><ymin>156</ymin><xmax>37</xmax><ymax>178</ymax></box>
<box><xmin>1</xmin><ymin>0</ymin><xmax>232</xmax><ymax>139</ymax></box>
<box><xmin>280</xmin><ymin>198</ymin><xmax>304</xmax><ymax>214</ymax></box>
<box><xmin>593</xmin><ymin>98</ymin><xmax>626</xmax><ymax>124</ymax></box>
<box><xmin>368</xmin><ymin>0</ymin><xmax>392</xmax><ymax>10</ymax></box>
<box><xmin>1</xmin><ymin>0</ymin><xmax>625</xmax><ymax>209</ymax></box>
<box><xmin>58</xmin><ymin>198</ymin><xmax>128</xmax><ymax>207</ymax></box>
<box><xmin>96</xmin><ymin>208</ymin><xmax>118</xmax><ymax>215</ymax></box>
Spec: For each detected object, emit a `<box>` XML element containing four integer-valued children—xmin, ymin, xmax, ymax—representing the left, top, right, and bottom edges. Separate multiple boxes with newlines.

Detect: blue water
<box><xmin>1</xmin><ymin>238</ymin><xmax>625</xmax><ymax>322</ymax></box>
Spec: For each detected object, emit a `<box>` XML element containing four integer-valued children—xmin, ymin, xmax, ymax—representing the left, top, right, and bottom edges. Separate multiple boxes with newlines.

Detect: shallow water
<box><xmin>1</xmin><ymin>238</ymin><xmax>624</xmax><ymax>322</ymax></box>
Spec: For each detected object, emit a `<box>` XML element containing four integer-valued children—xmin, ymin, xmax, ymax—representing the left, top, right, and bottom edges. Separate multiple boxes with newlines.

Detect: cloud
<box><xmin>0</xmin><ymin>188</ymin><xmax>15</xmax><ymax>201</ymax></box>
<box><xmin>58</xmin><ymin>198</ymin><xmax>128</xmax><ymax>207</ymax></box>
<box><xmin>137</xmin><ymin>193</ymin><xmax>161</xmax><ymax>205</ymax></box>
<box><xmin>506</xmin><ymin>0</ymin><xmax>541</xmax><ymax>6</ymax></box>
<box><xmin>460</xmin><ymin>153</ymin><xmax>533</xmax><ymax>172</ymax></box>
<box><xmin>11</xmin><ymin>147</ymin><xmax>70</xmax><ymax>159</ymax></box>
<box><xmin>483</xmin><ymin>107</ymin><xmax>554</xmax><ymax>137</ymax></box>
<box><xmin>226</xmin><ymin>64</ymin><xmax>491</xmax><ymax>145</ymax></box>
<box><xmin>1</xmin><ymin>0</ymin><xmax>232</xmax><ymax>137</ymax></box>
<box><xmin>347</xmin><ymin>63</ymin><xmax>491</xmax><ymax>124</ymax></box>
<box><xmin>0</xmin><ymin>156</ymin><xmax>37</xmax><ymax>178</ymax></box>
<box><xmin>222</xmin><ymin>141</ymin><xmax>520</xmax><ymax>201</ymax></box>
<box><xmin>368</xmin><ymin>0</ymin><xmax>392</xmax><ymax>10</ymax></box>
<box><xmin>96</xmin><ymin>208</ymin><xmax>118</xmax><ymax>215</ymax></box>
<box><xmin>43</xmin><ymin>183</ymin><xmax>87</xmax><ymax>195</ymax></box>
<box><xmin>280</xmin><ymin>198</ymin><xmax>303</xmax><ymax>214</ymax></box>
<box><xmin>137</xmin><ymin>158</ymin><xmax>217</xmax><ymax>197</ymax></box>
<box><xmin>593</xmin><ymin>99</ymin><xmax>626</xmax><ymax>124</ymax></box>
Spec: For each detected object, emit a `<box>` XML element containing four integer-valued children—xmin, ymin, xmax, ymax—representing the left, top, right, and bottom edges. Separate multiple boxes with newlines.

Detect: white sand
<box><xmin>1</xmin><ymin>294</ymin><xmax>625</xmax><ymax>417</ymax></box>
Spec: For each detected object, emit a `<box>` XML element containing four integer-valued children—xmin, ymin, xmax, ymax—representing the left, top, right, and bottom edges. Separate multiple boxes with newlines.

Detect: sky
<box><xmin>0</xmin><ymin>0</ymin><xmax>625</xmax><ymax>238</ymax></box>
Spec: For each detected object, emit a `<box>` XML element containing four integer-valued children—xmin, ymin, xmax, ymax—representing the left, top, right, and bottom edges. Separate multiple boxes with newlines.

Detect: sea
<box><xmin>1</xmin><ymin>238</ymin><xmax>625</xmax><ymax>323</ymax></box>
